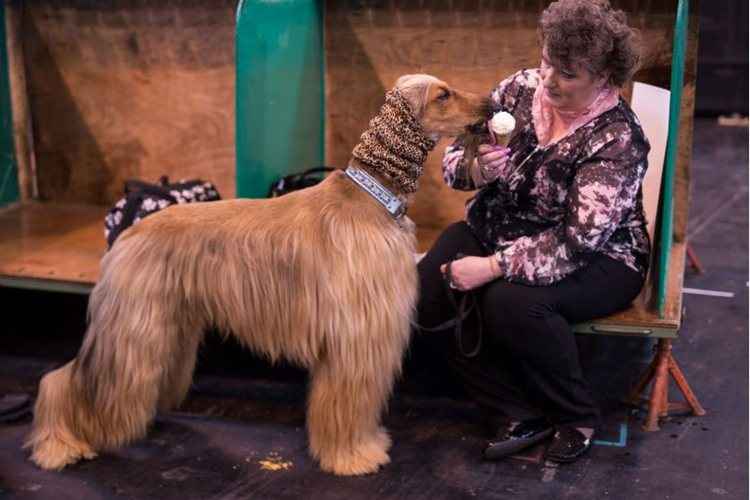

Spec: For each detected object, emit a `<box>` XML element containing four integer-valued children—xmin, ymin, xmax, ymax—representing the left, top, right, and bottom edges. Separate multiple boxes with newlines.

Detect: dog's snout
<box><xmin>464</xmin><ymin>96</ymin><xmax>493</xmax><ymax>134</ymax></box>
<box><xmin>479</xmin><ymin>97</ymin><xmax>493</xmax><ymax>119</ymax></box>
<box><xmin>467</xmin><ymin>120</ymin><xmax>488</xmax><ymax>135</ymax></box>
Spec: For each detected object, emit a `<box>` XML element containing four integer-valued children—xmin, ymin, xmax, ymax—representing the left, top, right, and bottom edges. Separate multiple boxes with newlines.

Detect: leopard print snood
<box><xmin>351</xmin><ymin>88</ymin><xmax>437</xmax><ymax>194</ymax></box>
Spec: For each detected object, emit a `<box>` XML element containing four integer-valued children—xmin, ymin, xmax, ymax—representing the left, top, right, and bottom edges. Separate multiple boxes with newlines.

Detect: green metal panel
<box><xmin>657</xmin><ymin>0</ymin><xmax>689</xmax><ymax>316</ymax></box>
<box><xmin>0</xmin><ymin>276</ymin><xmax>93</xmax><ymax>295</ymax></box>
<box><xmin>235</xmin><ymin>0</ymin><xmax>325</xmax><ymax>199</ymax></box>
<box><xmin>0</xmin><ymin>4</ymin><xmax>19</xmax><ymax>207</ymax></box>
<box><xmin>572</xmin><ymin>321</ymin><xmax>678</xmax><ymax>339</ymax></box>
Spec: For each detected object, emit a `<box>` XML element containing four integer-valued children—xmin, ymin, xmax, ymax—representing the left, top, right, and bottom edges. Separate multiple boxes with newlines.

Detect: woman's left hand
<box><xmin>440</xmin><ymin>256</ymin><xmax>501</xmax><ymax>291</ymax></box>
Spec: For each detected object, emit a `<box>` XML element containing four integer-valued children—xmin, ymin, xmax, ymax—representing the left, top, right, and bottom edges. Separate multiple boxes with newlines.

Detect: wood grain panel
<box><xmin>22</xmin><ymin>1</ymin><xmax>236</xmax><ymax>206</ymax></box>
<box><xmin>0</xmin><ymin>203</ymin><xmax>106</xmax><ymax>284</ymax></box>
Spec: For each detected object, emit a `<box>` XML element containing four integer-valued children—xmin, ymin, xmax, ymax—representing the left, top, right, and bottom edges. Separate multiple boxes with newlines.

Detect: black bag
<box><xmin>267</xmin><ymin>166</ymin><xmax>335</xmax><ymax>198</ymax></box>
<box><xmin>104</xmin><ymin>176</ymin><xmax>221</xmax><ymax>249</ymax></box>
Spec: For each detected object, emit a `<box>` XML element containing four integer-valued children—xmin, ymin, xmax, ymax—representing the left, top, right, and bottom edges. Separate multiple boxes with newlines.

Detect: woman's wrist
<box><xmin>487</xmin><ymin>253</ymin><xmax>503</xmax><ymax>279</ymax></box>
<box><xmin>470</xmin><ymin>158</ymin><xmax>489</xmax><ymax>187</ymax></box>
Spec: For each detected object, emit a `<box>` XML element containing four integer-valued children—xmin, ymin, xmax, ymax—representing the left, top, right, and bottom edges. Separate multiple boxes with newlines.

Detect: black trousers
<box><xmin>416</xmin><ymin>222</ymin><xmax>646</xmax><ymax>429</ymax></box>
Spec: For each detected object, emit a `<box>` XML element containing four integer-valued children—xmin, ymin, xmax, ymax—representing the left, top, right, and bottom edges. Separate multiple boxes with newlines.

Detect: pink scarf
<box><xmin>532</xmin><ymin>81</ymin><xmax>620</xmax><ymax>147</ymax></box>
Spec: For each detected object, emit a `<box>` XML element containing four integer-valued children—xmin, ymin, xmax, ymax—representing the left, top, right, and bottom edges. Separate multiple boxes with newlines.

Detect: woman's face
<box><xmin>539</xmin><ymin>45</ymin><xmax>607</xmax><ymax>112</ymax></box>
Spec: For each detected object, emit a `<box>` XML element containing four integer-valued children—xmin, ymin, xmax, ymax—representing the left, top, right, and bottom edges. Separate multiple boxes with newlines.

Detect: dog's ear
<box><xmin>394</xmin><ymin>74</ymin><xmax>441</xmax><ymax>117</ymax></box>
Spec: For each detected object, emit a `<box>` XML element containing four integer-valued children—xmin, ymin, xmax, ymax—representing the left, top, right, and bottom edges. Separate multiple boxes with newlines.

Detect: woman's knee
<box><xmin>440</xmin><ymin>221</ymin><xmax>475</xmax><ymax>242</ymax></box>
<box><xmin>418</xmin><ymin>222</ymin><xmax>485</xmax><ymax>283</ymax></box>
<box><xmin>423</xmin><ymin>222</ymin><xmax>484</xmax><ymax>263</ymax></box>
<box><xmin>417</xmin><ymin>222</ymin><xmax>490</xmax><ymax>329</ymax></box>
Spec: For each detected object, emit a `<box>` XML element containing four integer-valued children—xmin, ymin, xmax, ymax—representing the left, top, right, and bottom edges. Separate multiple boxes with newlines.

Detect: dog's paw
<box><xmin>28</xmin><ymin>436</ymin><xmax>96</xmax><ymax>471</ymax></box>
<box><xmin>319</xmin><ymin>427</ymin><xmax>392</xmax><ymax>476</ymax></box>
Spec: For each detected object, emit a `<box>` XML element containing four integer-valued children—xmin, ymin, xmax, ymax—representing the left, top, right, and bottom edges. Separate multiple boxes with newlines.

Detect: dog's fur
<box><xmin>25</xmin><ymin>74</ymin><xmax>490</xmax><ymax>476</ymax></box>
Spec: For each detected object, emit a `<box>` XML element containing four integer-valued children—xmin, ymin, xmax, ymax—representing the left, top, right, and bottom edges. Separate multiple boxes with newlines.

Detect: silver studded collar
<box><xmin>344</xmin><ymin>166</ymin><xmax>406</xmax><ymax>219</ymax></box>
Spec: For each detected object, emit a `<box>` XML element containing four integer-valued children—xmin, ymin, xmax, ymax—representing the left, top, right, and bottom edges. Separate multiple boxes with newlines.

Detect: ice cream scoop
<box><xmin>488</xmin><ymin>111</ymin><xmax>516</xmax><ymax>147</ymax></box>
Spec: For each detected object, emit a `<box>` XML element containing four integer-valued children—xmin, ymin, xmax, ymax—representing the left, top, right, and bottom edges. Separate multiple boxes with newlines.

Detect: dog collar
<box><xmin>344</xmin><ymin>166</ymin><xmax>406</xmax><ymax>219</ymax></box>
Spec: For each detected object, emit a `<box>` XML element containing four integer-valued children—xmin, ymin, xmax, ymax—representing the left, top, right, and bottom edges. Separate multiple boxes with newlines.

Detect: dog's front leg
<box><xmin>306</xmin><ymin>333</ymin><xmax>403</xmax><ymax>476</ymax></box>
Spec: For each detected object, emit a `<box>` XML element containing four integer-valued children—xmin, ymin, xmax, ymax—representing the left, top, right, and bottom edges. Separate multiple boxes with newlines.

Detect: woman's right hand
<box><xmin>476</xmin><ymin>144</ymin><xmax>510</xmax><ymax>183</ymax></box>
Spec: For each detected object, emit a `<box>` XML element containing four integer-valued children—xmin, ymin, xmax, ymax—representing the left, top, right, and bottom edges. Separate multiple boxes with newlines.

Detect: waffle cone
<box><xmin>492</xmin><ymin>132</ymin><xmax>511</xmax><ymax>148</ymax></box>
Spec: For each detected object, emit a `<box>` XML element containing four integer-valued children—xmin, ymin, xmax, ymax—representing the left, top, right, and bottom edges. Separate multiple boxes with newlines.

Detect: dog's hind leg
<box><xmin>306</xmin><ymin>323</ymin><xmax>408</xmax><ymax>476</ymax></box>
<box><xmin>157</xmin><ymin>327</ymin><xmax>202</xmax><ymax>412</ymax></box>
<box><xmin>26</xmin><ymin>286</ymin><xmax>203</xmax><ymax>470</ymax></box>
<box><xmin>24</xmin><ymin>361</ymin><xmax>99</xmax><ymax>470</ymax></box>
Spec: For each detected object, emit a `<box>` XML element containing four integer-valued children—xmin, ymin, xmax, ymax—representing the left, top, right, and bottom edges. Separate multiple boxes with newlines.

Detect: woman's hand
<box><xmin>441</xmin><ymin>256</ymin><xmax>502</xmax><ymax>291</ymax></box>
<box><xmin>476</xmin><ymin>144</ymin><xmax>510</xmax><ymax>183</ymax></box>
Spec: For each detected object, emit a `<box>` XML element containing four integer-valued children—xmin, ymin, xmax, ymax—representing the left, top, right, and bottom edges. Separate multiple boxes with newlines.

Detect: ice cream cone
<box><xmin>488</xmin><ymin>111</ymin><xmax>516</xmax><ymax>148</ymax></box>
<box><xmin>492</xmin><ymin>132</ymin><xmax>512</xmax><ymax>148</ymax></box>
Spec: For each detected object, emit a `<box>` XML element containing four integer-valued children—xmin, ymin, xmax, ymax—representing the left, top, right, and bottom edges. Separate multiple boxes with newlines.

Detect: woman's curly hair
<box><xmin>539</xmin><ymin>0</ymin><xmax>641</xmax><ymax>87</ymax></box>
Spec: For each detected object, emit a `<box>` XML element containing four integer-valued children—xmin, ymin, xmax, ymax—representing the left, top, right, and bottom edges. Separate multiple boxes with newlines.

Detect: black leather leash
<box><xmin>415</xmin><ymin>253</ymin><xmax>483</xmax><ymax>358</ymax></box>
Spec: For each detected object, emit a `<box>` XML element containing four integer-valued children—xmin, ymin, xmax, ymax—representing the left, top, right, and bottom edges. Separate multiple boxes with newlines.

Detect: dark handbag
<box><xmin>104</xmin><ymin>175</ymin><xmax>221</xmax><ymax>249</ymax></box>
<box><xmin>268</xmin><ymin>166</ymin><xmax>335</xmax><ymax>198</ymax></box>
<box><xmin>415</xmin><ymin>253</ymin><xmax>483</xmax><ymax>358</ymax></box>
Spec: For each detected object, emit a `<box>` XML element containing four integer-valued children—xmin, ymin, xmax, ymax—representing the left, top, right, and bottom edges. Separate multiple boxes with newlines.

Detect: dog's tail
<box><xmin>26</xmin><ymin>233</ymin><xmax>204</xmax><ymax>470</ymax></box>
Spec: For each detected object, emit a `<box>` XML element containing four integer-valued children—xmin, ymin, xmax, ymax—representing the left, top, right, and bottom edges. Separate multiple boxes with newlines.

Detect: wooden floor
<box><xmin>0</xmin><ymin>203</ymin><xmax>106</xmax><ymax>289</ymax></box>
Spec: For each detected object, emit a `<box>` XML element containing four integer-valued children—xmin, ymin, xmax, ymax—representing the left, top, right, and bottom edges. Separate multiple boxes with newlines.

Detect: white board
<box><xmin>631</xmin><ymin>81</ymin><xmax>670</xmax><ymax>247</ymax></box>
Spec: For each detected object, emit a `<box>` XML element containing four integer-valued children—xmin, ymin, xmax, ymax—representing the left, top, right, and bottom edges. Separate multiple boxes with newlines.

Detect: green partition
<box><xmin>657</xmin><ymin>0</ymin><xmax>689</xmax><ymax>317</ymax></box>
<box><xmin>235</xmin><ymin>0</ymin><xmax>325</xmax><ymax>199</ymax></box>
<box><xmin>0</xmin><ymin>4</ymin><xmax>19</xmax><ymax>207</ymax></box>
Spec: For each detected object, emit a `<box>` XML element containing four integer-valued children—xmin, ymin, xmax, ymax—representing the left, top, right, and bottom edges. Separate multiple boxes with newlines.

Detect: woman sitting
<box><xmin>416</xmin><ymin>0</ymin><xmax>650</xmax><ymax>463</ymax></box>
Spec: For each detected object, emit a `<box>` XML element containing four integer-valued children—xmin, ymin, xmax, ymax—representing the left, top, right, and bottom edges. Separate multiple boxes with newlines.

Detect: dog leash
<box><xmin>414</xmin><ymin>254</ymin><xmax>483</xmax><ymax>358</ymax></box>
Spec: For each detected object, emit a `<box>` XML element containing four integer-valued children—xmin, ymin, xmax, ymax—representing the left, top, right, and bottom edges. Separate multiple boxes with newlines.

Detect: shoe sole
<box><xmin>483</xmin><ymin>427</ymin><xmax>555</xmax><ymax>461</ymax></box>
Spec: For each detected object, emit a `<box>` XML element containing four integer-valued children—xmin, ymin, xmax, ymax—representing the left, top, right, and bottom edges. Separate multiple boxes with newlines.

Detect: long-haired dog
<box><xmin>26</xmin><ymin>74</ymin><xmax>490</xmax><ymax>476</ymax></box>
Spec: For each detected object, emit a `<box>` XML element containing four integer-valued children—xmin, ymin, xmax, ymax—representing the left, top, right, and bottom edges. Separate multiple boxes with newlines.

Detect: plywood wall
<box><xmin>21</xmin><ymin>1</ymin><xmax>236</xmax><ymax>205</ymax></box>
<box><xmin>324</xmin><ymin>0</ymin><xmax>698</xmax><ymax>251</ymax></box>
<box><xmin>17</xmin><ymin>0</ymin><xmax>697</xmax><ymax>253</ymax></box>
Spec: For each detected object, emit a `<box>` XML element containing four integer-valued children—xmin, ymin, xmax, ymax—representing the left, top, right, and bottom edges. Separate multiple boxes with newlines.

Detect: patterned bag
<box><xmin>104</xmin><ymin>176</ymin><xmax>221</xmax><ymax>249</ymax></box>
<box><xmin>267</xmin><ymin>166</ymin><xmax>335</xmax><ymax>198</ymax></box>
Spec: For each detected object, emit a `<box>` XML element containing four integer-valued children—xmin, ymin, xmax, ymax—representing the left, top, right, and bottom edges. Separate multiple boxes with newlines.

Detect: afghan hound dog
<box><xmin>26</xmin><ymin>74</ymin><xmax>491</xmax><ymax>476</ymax></box>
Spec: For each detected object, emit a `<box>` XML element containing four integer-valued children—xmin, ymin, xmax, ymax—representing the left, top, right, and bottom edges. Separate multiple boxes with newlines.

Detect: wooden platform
<box><xmin>0</xmin><ymin>203</ymin><xmax>105</xmax><ymax>293</ymax></box>
<box><xmin>0</xmin><ymin>202</ymin><xmax>686</xmax><ymax>340</ymax></box>
<box><xmin>573</xmin><ymin>241</ymin><xmax>686</xmax><ymax>338</ymax></box>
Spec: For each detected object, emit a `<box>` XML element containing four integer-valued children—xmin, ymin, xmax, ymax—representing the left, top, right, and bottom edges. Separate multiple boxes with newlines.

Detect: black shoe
<box><xmin>544</xmin><ymin>425</ymin><xmax>593</xmax><ymax>463</ymax></box>
<box><xmin>482</xmin><ymin>417</ymin><xmax>554</xmax><ymax>460</ymax></box>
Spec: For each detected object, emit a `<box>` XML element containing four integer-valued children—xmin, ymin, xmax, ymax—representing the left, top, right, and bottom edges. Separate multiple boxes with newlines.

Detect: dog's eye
<box><xmin>437</xmin><ymin>89</ymin><xmax>451</xmax><ymax>101</ymax></box>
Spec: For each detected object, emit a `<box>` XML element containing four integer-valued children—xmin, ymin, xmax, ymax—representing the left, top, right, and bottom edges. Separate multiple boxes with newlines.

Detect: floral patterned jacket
<box><xmin>443</xmin><ymin>69</ymin><xmax>652</xmax><ymax>286</ymax></box>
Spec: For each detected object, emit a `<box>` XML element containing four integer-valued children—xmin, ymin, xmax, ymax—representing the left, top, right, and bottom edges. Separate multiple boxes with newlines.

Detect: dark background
<box><xmin>695</xmin><ymin>1</ymin><xmax>748</xmax><ymax>116</ymax></box>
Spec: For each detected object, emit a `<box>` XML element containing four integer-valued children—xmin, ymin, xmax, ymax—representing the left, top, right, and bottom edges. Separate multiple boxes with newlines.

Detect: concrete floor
<box><xmin>0</xmin><ymin>118</ymin><xmax>747</xmax><ymax>499</ymax></box>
